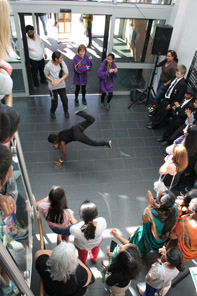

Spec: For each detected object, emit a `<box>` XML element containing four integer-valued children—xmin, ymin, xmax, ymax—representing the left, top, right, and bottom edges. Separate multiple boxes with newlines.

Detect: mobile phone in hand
<box><xmin>110</xmin><ymin>240</ymin><xmax>117</xmax><ymax>252</ymax></box>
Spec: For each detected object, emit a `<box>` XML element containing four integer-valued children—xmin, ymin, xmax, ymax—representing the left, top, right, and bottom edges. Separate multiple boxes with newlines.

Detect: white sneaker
<box><xmin>74</xmin><ymin>105</ymin><xmax>87</xmax><ymax>114</ymax></box>
<box><xmin>13</xmin><ymin>170</ymin><xmax>21</xmax><ymax>180</ymax></box>
<box><xmin>108</xmin><ymin>140</ymin><xmax>112</xmax><ymax>149</ymax></box>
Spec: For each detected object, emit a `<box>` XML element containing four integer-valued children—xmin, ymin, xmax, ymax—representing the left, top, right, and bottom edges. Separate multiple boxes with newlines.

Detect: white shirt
<box><xmin>165</xmin><ymin>77</ymin><xmax>183</xmax><ymax>99</ymax></box>
<box><xmin>0</xmin><ymin>73</ymin><xmax>13</xmax><ymax>99</ymax></box>
<box><xmin>27</xmin><ymin>34</ymin><xmax>46</xmax><ymax>61</ymax></box>
<box><xmin>70</xmin><ymin>217</ymin><xmax>107</xmax><ymax>250</ymax></box>
<box><xmin>44</xmin><ymin>60</ymin><xmax>69</xmax><ymax>90</ymax></box>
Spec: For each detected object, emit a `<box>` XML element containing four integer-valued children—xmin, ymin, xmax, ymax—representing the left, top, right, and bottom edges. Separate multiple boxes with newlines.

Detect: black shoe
<box><xmin>161</xmin><ymin>141</ymin><xmax>169</xmax><ymax>146</ymax></box>
<box><xmin>50</xmin><ymin>112</ymin><xmax>56</xmax><ymax>119</ymax></box>
<box><xmin>157</xmin><ymin>137</ymin><xmax>165</xmax><ymax>142</ymax></box>
<box><xmin>82</xmin><ymin>98</ymin><xmax>87</xmax><ymax>105</ymax></box>
<box><xmin>75</xmin><ymin>99</ymin><xmax>79</xmax><ymax>107</ymax></box>
<box><xmin>64</xmin><ymin>111</ymin><xmax>70</xmax><ymax>119</ymax></box>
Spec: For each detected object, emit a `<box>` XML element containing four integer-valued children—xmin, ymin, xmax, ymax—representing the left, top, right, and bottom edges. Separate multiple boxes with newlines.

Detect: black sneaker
<box><xmin>75</xmin><ymin>99</ymin><xmax>79</xmax><ymax>107</ymax></box>
<box><xmin>50</xmin><ymin>112</ymin><xmax>56</xmax><ymax>119</ymax></box>
<box><xmin>82</xmin><ymin>98</ymin><xmax>87</xmax><ymax>105</ymax></box>
<box><xmin>65</xmin><ymin>111</ymin><xmax>70</xmax><ymax>119</ymax></box>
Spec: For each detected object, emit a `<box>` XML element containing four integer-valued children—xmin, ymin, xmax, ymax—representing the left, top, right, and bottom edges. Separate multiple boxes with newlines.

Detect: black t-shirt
<box><xmin>58</xmin><ymin>128</ymin><xmax>75</xmax><ymax>144</ymax></box>
<box><xmin>106</xmin><ymin>271</ymin><xmax>130</xmax><ymax>288</ymax></box>
<box><xmin>36</xmin><ymin>255</ymin><xmax>87</xmax><ymax>296</ymax></box>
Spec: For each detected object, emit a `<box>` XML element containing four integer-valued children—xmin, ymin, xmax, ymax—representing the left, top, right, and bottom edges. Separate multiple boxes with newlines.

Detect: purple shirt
<box><xmin>73</xmin><ymin>54</ymin><xmax>92</xmax><ymax>85</ymax></box>
<box><xmin>98</xmin><ymin>60</ymin><xmax>117</xmax><ymax>93</ymax></box>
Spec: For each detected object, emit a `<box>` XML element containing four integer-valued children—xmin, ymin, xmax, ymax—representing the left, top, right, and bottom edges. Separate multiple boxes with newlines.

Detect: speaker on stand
<box><xmin>128</xmin><ymin>25</ymin><xmax>173</xmax><ymax>109</ymax></box>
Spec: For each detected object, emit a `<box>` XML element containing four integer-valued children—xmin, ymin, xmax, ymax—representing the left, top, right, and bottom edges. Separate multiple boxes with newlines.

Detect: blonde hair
<box><xmin>172</xmin><ymin>145</ymin><xmax>188</xmax><ymax>172</ymax></box>
<box><xmin>0</xmin><ymin>0</ymin><xmax>12</xmax><ymax>61</ymax></box>
<box><xmin>176</xmin><ymin>65</ymin><xmax>187</xmax><ymax>75</ymax></box>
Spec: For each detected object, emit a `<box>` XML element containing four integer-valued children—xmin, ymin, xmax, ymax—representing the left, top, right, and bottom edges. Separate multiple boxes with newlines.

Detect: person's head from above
<box><xmin>25</xmin><ymin>25</ymin><xmax>35</xmax><ymax>39</ymax></box>
<box><xmin>188</xmin><ymin>197</ymin><xmax>197</xmax><ymax>215</ymax></box>
<box><xmin>46</xmin><ymin>186</ymin><xmax>68</xmax><ymax>223</ymax></box>
<box><xmin>166</xmin><ymin>50</ymin><xmax>178</xmax><ymax>63</ymax></box>
<box><xmin>107</xmin><ymin>53</ymin><xmax>115</xmax><ymax>65</ymax></box>
<box><xmin>48</xmin><ymin>134</ymin><xmax>59</xmax><ymax>149</ymax></box>
<box><xmin>166</xmin><ymin>248</ymin><xmax>185</xmax><ymax>271</ymax></box>
<box><xmin>79</xmin><ymin>200</ymin><xmax>98</xmax><ymax>240</ymax></box>
<box><xmin>0</xmin><ymin>0</ymin><xmax>12</xmax><ymax>61</ymax></box>
<box><xmin>184</xmin><ymin>124</ymin><xmax>197</xmax><ymax>156</ymax></box>
<box><xmin>48</xmin><ymin>186</ymin><xmax>68</xmax><ymax>208</ymax></box>
<box><xmin>47</xmin><ymin>242</ymin><xmax>78</xmax><ymax>282</ymax></box>
<box><xmin>0</xmin><ymin>105</ymin><xmax>20</xmax><ymax>144</ymax></box>
<box><xmin>52</xmin><ymin>51</ymin><xmax>63</xmax><ymax>65</ymax></box>
<box><xmin>157</xmin><ymin>190</ymin><xmax>176</xmax><ymax>209</ymax></box>
<box><xmin>77</xmin><ymin>44</ymin><xmax>86</xmax><ymax>58</ymax></box>
<box><xmin>0</xmin><ymin>144</ymin><xmax>12</xmax><ymax>188</ymax></box>
<box><xmin>184</xmin><ymin>89</ymin><xmax>194</xmax><ymax>100</ymax></box>
<box><xmin>109</xmin><ymin>243</ymin><xmax>141</xmax><ymax>279</ymax></box>
<box><xmin>172</xmin><ymin>144</ymin><xmax>188</xmax><ymax>172</ymax></box>
<box><xmin>182</xmin><ymin>189</ymin><xmax>197</xmax><ymax>208</ymax></box>
<box><xmin>175</xmin><ymin>65</ymin><xmax>187</xmax><ymax>79</ymax></box>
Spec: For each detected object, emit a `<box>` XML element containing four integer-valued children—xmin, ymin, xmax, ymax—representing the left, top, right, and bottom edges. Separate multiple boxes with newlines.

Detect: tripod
<box><xmin>128</xmin><ymin>55</ymin><xmax>159</xmax><ymax>109</ymax></box>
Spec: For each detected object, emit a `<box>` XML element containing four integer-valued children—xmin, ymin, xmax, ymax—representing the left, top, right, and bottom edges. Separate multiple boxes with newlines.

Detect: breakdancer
<box><xmin>48</xmin><ymin>109</ymin><xmax>112</xmax><ymax>168</ymax></box>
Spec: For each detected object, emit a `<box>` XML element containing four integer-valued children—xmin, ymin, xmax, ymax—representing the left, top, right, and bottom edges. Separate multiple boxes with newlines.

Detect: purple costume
<box><xmin>73</xmin><ymin>54</ymin><xmax>92</xmax><ymax>86</ymax></box>
<box><xmin>98</xmin><ymin>60</ymin><xmax>117</xmax><ymax>93</ymax></box>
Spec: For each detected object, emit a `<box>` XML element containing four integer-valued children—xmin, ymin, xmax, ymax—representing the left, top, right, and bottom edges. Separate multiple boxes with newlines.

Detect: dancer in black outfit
<box><xmin>48</xmin><ymin>110</ymin><xmax>112</xmax><ymax>168</ymax></box>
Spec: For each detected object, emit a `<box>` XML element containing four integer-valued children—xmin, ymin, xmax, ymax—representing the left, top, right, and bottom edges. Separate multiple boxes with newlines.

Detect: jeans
<box><xmin>39</xmin><ymin>14</ymin><xmax>48</xmax><ymax>36</ymax></box>
<box><xmin>50</xmin><ymin>88</ymin><xmax>68</xmax><ymax>113</ymax></box>
<box><xmin>154</xmin><ymin>80</ymin><xmax>168</xmax><ymax>105</ymax></box>
<box><xmin>49</xmin><ymin>224</ymin><xmax>72</xmax><ymax>236</ymax></box>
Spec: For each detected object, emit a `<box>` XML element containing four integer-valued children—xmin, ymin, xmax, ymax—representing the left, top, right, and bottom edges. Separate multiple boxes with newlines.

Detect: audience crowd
<box><xmin>0</xmin><ymin>0</ymin><xmax>197</xmax><ymax>295</ymax></box>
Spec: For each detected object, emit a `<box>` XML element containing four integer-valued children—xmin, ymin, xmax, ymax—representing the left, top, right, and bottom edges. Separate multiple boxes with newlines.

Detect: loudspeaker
<box><xmin>151</xmin><ymin>25</ymin><xmax>173</xmax><ymax>55</ymax></box>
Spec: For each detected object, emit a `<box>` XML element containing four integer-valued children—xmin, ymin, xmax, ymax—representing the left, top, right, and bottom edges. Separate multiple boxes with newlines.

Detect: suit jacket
<box><xmin>168</xmin><ymin>77</ymin><xmax>187</xmax><ymax>106</ymax></box>
<box><xmin>173</xmin><ymin>98</ymin><xmax>194</xmax><ymax>121</ymax></box>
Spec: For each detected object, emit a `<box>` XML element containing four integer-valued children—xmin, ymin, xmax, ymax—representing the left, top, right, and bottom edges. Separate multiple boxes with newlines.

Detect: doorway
<box><xmin>19</xmin><ymin>13</ymin><xmax>110</xmax><ymax>96</ymax></box>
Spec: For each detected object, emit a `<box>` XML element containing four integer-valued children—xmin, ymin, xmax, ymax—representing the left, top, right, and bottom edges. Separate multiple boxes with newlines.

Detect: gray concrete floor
<box><xmin>13</xmin><ymin>95</ymin><xmax>197</xmax><ymax>296</ymax></box>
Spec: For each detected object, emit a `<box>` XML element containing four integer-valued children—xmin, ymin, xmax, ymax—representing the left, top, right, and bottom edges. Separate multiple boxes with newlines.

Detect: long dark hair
<box><xmin>108</xmin><ymin>244</ymin><xmax>141</xmax><ymax>280</ymax></box>
<box><xmin>166</xmin><ymin>248</ymin><xmax>185</xmax><ymax>272</ymax></box>
<box><xmin>184</xmin><ymin>124</ymin><xmax>197</xmax><ymax>156</ymax></box>
<box><xmin>152</xmin><ymin>191</ymin><xmax>176</xmax><ymax>235</ymax></box>
<box><xmin>80</xmin><ymin>200</ymin><xmax>98</xmax><ymax>240</ymax></box>
<box><xmin>52</xmin><ymin>51</ymin><xmax>64</xmax><ymax>78</ymax></box>
<box><xmin>46</xmin><ymin>186</ymin><xmax>68</xmax><ymax>224</ymax></box>
<box><xmin>0</xmin><ymin>105</ymin><xmax>20</xmax><ymax>143</ymax></box>
<box><xmin>0</xmin><ymin>144</ymin><xmax>12</xmax><ymax>186</ymax></box>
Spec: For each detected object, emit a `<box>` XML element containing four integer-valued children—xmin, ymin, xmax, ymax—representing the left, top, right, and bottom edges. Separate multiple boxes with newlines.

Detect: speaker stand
<box><xmin>128</xmin><ymin>55</ymin><xmax>159</xmax><ymax>109</ymax></box>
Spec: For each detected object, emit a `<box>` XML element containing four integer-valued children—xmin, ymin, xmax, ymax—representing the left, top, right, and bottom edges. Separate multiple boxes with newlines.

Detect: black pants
<box><xmin>162</xmin><ymin>117</ymin><xmax>185</xmax><ymax>142</ymax></box>
<box><xmin>50</xmin><ymin>88</ymin><xmax>68</xmax><ymax>113</ymax></box>
<box><xmin>29</xmin><ymin>58</ymin><xmax>46</xmax><ymax>87</ymax></box>
<box><xmin>75</xmin><ymin>85</ymin><xmax>86</xmax><ymax>100</ymax></box>
<box><xmin>73</xmin><ymin>111</ymin><xmax>107</xmax><ymax>147</ymax></box>
<box><xmin>86</xmin><ymin>27</ymin><xmax>92</xmax><ymax>46</ymax></box>
<box><xmin>101</xmin><ymin>92</ymin><xmax>113</xmax><ymax>103</ymax></box>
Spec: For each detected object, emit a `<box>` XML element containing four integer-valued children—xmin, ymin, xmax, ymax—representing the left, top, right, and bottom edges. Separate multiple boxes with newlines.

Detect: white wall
<box><xmin>168</xmin><ymin>0</ymin><xmax>197</xmax><ymax>74</ymax></box>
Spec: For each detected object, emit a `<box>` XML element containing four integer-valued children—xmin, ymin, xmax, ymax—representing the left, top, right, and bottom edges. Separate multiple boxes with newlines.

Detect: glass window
<box><xmin>8</xmin><ymin>16</ymin><xmax>21</xmax><ymax>63</ymax></box>
<box><xmin>11</xmin><ymin>69</ymin><xmax>25</xmax><ymax>93</ymax></box>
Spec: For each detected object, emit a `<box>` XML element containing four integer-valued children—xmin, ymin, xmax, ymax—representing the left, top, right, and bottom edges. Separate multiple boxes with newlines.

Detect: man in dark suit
<box><xmin>157</xmin><ymin>89</ymin><xmax>195</xmax><ymax>145</ymax></box>
<box><xmin>147</xmin><ymin>65</ymin><xmax>187</xmax><ymax>129</ymax></box>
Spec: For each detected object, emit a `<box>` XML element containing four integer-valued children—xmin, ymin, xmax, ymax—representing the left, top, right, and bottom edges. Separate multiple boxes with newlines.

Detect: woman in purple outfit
<box><xmin>98</xmin><ymin>53</ymin><xmax>118</xmax><ymax>111</ymax></box>
<box><xmin>73</xmin><ymin>44</ymin><xmax>92</xmax><ymax>107</ymax></box>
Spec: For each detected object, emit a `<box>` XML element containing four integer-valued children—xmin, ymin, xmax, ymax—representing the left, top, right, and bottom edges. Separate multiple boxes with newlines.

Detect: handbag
<box><xmin>153</xmin><ymin>174</ymin><xmax>176</xmax><ymax>193</ymax></box>
<box><xmin>158</xmin><ymin>264</ymin><xmax>171</xmax><ymax>296</ymax></box>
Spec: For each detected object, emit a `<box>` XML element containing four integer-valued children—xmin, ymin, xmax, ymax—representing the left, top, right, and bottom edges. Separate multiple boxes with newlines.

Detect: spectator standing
<box><xmin>44</xmin><ymin>51</ymin><xmax>69</xmax><ymax>119</ymax></box>
<box><xmin>25</xmin><ymin>25</ymin><xmax>47</xmax><ymax>88</ymax></box>
<box><xmin>36</xmin><ymin>13</ymin><xmax>48</xmax><ymax>37</ymax></box>
<box><xmin>83</xmin><ymin>14</ymin><xmax>93</xmax><ymax>48</ymax></box>
<box><xmin>73</xmin><ymin>44</ymin><xmax>92</xmax><ymax>107</ymax></box>
<box><xmin>98</xmin><ymin>53</ymin><xmax>118</xmax><ymax>111</ymax></box>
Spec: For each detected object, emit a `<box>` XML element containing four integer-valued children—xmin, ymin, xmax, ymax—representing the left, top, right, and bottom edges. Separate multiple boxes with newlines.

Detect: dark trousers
<box><xmin>50</xmin><ymin>88</ymin><xmax>68</xmax><ymax>113</ymax></box>
<box><xmin>171</xmin><ymin>123</ymin><xmax>185</xmax><ymax>141</ymax></box>
<box><xmin>101</xmin><ymin>92</ymin><xmax>113</xmax><ymax>103</ymax></box>
<box><xmin>75</xmin><ymin>85</ymin><xmax>86</xmax><ymax>99</ymax></box>
<box><xmin>29</xmin><ymin>58</ymin><xmax>46</xmax><ymax>87</ymax></box>
<box><xmin>87</xmin><ymin>27</ymin><xmax>92</xmax><ymax>46</ymax></box>
<box><xmin>73</xmin><ymin>111</ymin><xmax>106</xmax><ymax>147</ymax></box>
<box><xmin>162</xmin><ymin>117</ymin><xmax>185</xmax><ymax>141</ymax></box>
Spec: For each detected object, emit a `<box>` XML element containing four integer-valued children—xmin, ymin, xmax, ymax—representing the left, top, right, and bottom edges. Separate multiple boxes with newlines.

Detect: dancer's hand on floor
<box><xmin>55</xmin><ymin>161</ymin><xmax>62</xmax><ymax>168</ymax></box>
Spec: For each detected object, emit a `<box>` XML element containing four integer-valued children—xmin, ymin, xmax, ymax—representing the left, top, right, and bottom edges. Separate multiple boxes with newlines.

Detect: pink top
<box><xmin>38</xmin><ymin>200</ymin><xmax>74</xmax><ymax>229</ymax></box>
